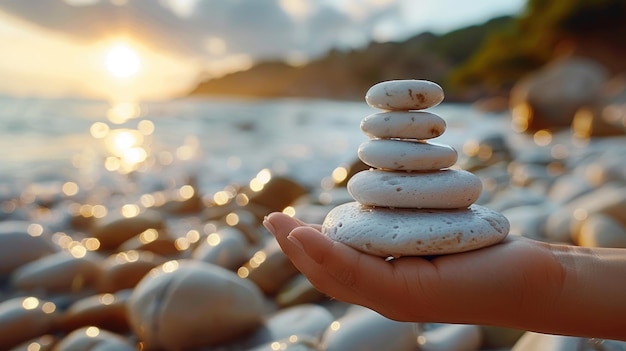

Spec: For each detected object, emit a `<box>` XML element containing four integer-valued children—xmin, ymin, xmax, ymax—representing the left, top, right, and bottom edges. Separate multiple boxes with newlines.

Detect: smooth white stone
<box><xmin>418</xmin><ymin>324</ymin><xmax>483</xmax><ymax>351</ymax></box>
<box><xmin>512</xmin><ymin>332</ymin><xmax>583</xmax><ymax>351</ymax></box>
<box><xmin>322</xmin><ymin>202</ymin><xmax>509</xmax><ymax>257</ymax></box>
<box><xmin>321</xmin><ymin>306</ymin><xmax>417</xmax><ymax>351</ymax></box>
<box><xmin>361</xmin><ymin>111</ymin><xmax>446</xmax><ymax>140</ymax></box>
<box><xmin>348</xmin><ymin>169</ymin><xmax>482</xmax><ymax>209</ymax></box>
<box><xmin>127</xmin><ymin>260</ymin><xmax>266</xmax><ymax>350</ymax></box>
<box><xmin>358</xmin><ymin>139</ymin><xmax>457</xmax><ymax>171</ymax></box>
<box><xmin>366</xmin><ymin>80</ymin><xmax>444</xmax><ymax>111</ymax></box>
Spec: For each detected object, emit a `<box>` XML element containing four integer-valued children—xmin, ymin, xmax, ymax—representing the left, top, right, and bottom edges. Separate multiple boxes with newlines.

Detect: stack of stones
<box><xmin>322</xmin><ymin>80</ymin><xmax>510</xmax><ymax>257</ymax></box>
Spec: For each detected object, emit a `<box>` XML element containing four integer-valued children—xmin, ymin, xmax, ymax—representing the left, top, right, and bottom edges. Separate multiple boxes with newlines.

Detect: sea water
<box><xmin>0</xmin><ymin>95</ymin><xmax>509</xmax><ymax>196</ymax></box>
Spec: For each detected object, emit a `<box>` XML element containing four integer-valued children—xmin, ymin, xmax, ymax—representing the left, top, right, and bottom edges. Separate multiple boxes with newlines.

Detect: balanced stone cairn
<box><xmin>322</xmin><ymin>80</ymin><xmax>510</xmax><ymax>257</ymax></box>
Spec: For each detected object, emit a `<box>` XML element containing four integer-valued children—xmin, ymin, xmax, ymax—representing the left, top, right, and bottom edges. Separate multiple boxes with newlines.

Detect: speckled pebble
<box><xmin>348</xmin><ymin>169</ymin><xmax>482</xmax><ymax>209</ymax></box>
<box><xmin>322</xmin><ymin>202</ymin><xmax>509</xmax><ymax>257</ymax></box>
<box><xmin>365</xmin><ymin>80</ymin><xmax>444</xmax><ymax>111</ymax></box>
<box><xmin>360</xmin><ymin>111</ymin><xmax>446</xmax><ymax>140</ymax></box>
<box><xmin>358</xmin><ymin>139</ymin><xmax>457</xmax><ymax>171</ymax></box>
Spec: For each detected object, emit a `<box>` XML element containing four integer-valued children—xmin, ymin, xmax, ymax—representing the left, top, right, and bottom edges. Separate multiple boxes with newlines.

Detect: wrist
<box><xmin>547</xmin><ymin>243</ymin><xmax>626</xmax><ymax>340</ymax></box>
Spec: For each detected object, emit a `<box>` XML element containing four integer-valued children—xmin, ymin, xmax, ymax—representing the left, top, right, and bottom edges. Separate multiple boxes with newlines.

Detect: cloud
<box><xmin>0</xmin><ymin>0</ymin><xmax>402</xmax><ymax>63</ymax></box>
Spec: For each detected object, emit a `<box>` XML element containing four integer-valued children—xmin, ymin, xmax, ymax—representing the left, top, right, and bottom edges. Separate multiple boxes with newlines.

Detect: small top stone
<box><xmin>365</xmin><ymin>80</ymin><xmax>444</xmax><ymax>111</ymax></box>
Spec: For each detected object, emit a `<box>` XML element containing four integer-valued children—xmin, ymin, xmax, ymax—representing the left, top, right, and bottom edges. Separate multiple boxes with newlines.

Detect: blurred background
<box><xmin>0</xmin><ymin>0</ymin><xmax>529</xmax><ymax>101</ymax></box>
<box><xmin>1</xmin><ymin>1</ymin><xmax>626</xmax><ymax>350</ymax></box>
<box><xmin>1</xmin><ymin>0</ymin><xmax>623</xmax><ymax>182</ymax></box>
<box><xmin>1</xmin><ymin>0</ymin><xmax>624</xmax><ymax>101</ymax></box>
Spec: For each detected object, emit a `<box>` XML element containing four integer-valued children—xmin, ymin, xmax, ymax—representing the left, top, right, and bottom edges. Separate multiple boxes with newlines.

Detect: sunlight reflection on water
<box><xmin>0</xmin><ymin>96</ymin><xmax>508</xmax><ymax>195</ymax></box>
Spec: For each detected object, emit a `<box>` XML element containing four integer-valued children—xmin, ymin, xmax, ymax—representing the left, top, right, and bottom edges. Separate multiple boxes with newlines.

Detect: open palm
<box><xmin>263</xmin><ymin>212</ymin><xmax>626</xmax><ymax>340</ymax></box>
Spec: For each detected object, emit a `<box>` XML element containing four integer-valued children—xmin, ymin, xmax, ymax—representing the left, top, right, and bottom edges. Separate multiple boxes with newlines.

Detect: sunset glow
<box><xmin>105</xmin><ymin>43</ymin><xmax>140</xmax><ymax>78</ymax></box>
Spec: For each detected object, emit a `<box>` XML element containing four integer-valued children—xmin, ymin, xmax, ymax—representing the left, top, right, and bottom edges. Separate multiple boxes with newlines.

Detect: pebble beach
<box><xmin>1</xmin><ymin>88</ymin><xmax>625</xmax><ymax>350</ymax></box>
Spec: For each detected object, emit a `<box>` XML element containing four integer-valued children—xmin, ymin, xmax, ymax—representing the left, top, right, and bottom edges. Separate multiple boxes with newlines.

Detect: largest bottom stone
<box><xmin>322</xmin><ymin>202</ymin><xmax>510</xmax><ymax>257</ymax></box>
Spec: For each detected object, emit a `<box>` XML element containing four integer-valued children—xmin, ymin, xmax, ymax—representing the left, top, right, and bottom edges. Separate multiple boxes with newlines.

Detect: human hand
<box><xmin>262</xmin><ymin>212</ymin><xmax>572</xmax><ymax>334</ymax></box>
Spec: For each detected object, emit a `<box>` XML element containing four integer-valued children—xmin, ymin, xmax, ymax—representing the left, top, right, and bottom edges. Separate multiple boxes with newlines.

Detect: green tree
<box><xmin>450</xmin><ymin>0</ymin><xmax>626</xmax><ymax>93</ymax></box>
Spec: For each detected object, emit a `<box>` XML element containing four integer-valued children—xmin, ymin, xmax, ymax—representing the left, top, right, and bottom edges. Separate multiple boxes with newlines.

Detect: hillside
<box><xmin>187</xmin><ymin>16</ymin><xmax>514</xmax><ymax>102</ymax></box>
<box><xmin>187</xmin><ymin>0</ymin><xmax>626</xmax><ymax>102</ymax></box>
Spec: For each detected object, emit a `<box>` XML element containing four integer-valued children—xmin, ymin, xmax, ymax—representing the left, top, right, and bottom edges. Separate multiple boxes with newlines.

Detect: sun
<box><xmin>105</xmin><ymin>44</ymin><xmax>140</xmax><ymax>78</ymax></box>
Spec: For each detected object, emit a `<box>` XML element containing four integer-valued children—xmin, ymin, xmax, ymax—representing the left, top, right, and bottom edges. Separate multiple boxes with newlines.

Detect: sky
<box><xmin>0</xmin><ymin>0</ymin><xmax>526</xmax><ymax>100</ymax></box>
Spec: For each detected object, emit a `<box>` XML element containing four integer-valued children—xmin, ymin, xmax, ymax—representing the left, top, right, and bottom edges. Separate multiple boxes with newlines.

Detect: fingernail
<box><xmin>263</xmin><ymin>216</ymin><xmax>276</xmax><ymax>234</ymax></box>
<box><xmin>287</xmin><ymin>233</ymin><xmax>304</xmax><ymax>250</ymax></box>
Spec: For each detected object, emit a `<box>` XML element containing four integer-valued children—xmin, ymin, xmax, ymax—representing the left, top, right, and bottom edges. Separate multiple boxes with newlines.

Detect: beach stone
<box><xmin>192</xmin><ymin>226</ymin><xmax>251</xmax><ymax>271</ymax></box>
<box><xmin>246</xmin><ymin>338</ymin><xmax>317</xmax><ymax>351</ymax></box>
<box><xmin>471</xmin><ymin>162</ymin><xmax>511</xmax><ymax>201</ymax></box>
<box><xmin>53</xmin><ymin>327</ymin><xmax>135</xmax><ymax>351</ymax></box>
<box><xmin>241</xmin><ymin>239</ymin><xmax>300</xmax><ymax>295</ymax></box>
<box><xmin>247</xmin><ymin>337</ymin><xmax>319</xmax><ymax>351</ymax></box>
<box><xmin>89</xmin><ymin>209</ymin><xmax>164</xmax><ymax>251</ymax></box>
<box><xmin>8</xmin><ymin>335</ymin><xmax>57</xmax><ymax>351</ymax></box>
<box><xmin>321</xmin><ymin>306</ymin><xmax>416</xmax><ymax>351</ymax></box>
<box><xmin>348</xmin><ymin>169</ymin><xmax>482</xmax><ymax>209</ymax></box>
<box><xmin>244</xmin><ymin>176</ymin><xmax>307</xmax><ymax>213</ymax></box>
<box><xmin>365</xmin><ymin>80</ymin><xmax>444</xmax><ymax>111</ymax></box>
<box><xmin>0</xmin><ymin>221</ymin><xmax>58</xmax><ymax>278</ymax></box>
<box><xmin>501</xmin><ymin>204</ymin><xmax>552</xmax><ymax>241</ymax></box>
<box><xmin>479</xmin><ymin>326</ymin><xmax>525</xmax><ymax>350</ymax></box>
<box><xmin>544</xmin><ymin>185</ymin><xmax>626</xmax><ymax>243</ymax></box>
<box><xmin>55</xmin><ymin>290</ymin><xmax>131</xmax><ymax>334</ymax></box>
<box><xmin>157</xmin><ymin>184</ymin><xmax>204</xmax><ymax>215</ymax></box>
<box><xmin>576</xmin><ymin>213</ymin><xmax>626</xmax><ymax>248</ymax></box>
<box><xmin>508</xmin><ymin>161</ymin><xmax>559</xmax><ymax>189</ymax></box>
<box><xmin>572</xmin><ymin>105</ymin><xmax>626</xmax><ymax>138</ymax></box>
<box><xmin>275</xmin><ymin>274</ymin><xmax>326</xmax><ymax>308</ymax></box>
<box><xmin>459</xmin><ymin>133</ymin><xmax>513</xmax><ymax>172</ymax></box>
<box><xmin>10</xmin><ymin>251</ymin><xmax>103</xmax><ymax>295</ymax></box>
<box><xmin>472</xmin><ymin>95</ymin><xmax>510</xmax><ymax>112</ymax></box>
<box><xmin>332</xmin><ymin>158</ymin><xmax>370</xmax><ymax>188</ymax></box>
<box><xmin>235</xmin><ymin>304</ymin><xmax>334</xmax><ymax>349</ymax></box>
<box><xmin>127</xmin><ymin>259</ymin><xmax>266</xmax><ymax>350</ymax></box>
<box><xmin>228</xmin><ymin>211</ymin><xmax>268</xmax><ymax>245</ymax></box>
<box><xmin>118</xmin><ymin>228</ymin><xmax>180</xmax><ymax>257</ymax></box>
<box><xmin>417</xmin><ymin>324</ymin><xmax>482</xmax><ymax>351</ymax></box>
<box><xmin>291</xmin><ymin>203</ymin><xmax>337</xmax><ymax>226</ymax></box>
<box><xmin>511</xmin><ymin>331</ymin><xmax>626</xmax><ymax>351</ymax></box>
<box><xmin>97</xmin><ymin>250</ymin><xmax>167</xmax><ymax>293</ymax></box>
<box><xmin>583</xmin><ymin>157</ymin><xmax>626</xmax><ymax>186</ymax></box>
<box><xmin>486</xmin><ymin>187</ymin><xmax>548</xmax><ymax>213</ymax></box>
<box><xmin>0</xmin><ymin>297</ymin><xmax>60</xmax><ymax>350</ymax></box>
<box><xmin>360</xmin><ymin>111</ymin><xmax>446</xmax><ymax>140</ymax></box>
<box><xmin>322</xmin><ymin>202</ymin><xmax>509</xmax><ymax>257</ymax></box>
<box><xmin>547</xmin><ymin>174</ymin><xmax>595</xmax><ymax>204</ymax></box>
<box><xmin>509</xmin><ymin>56</ymin><xmax>608</xmax><ymax>132</ymax></box>
<box><xmin>358</xmin><ymin>140</ymin><xmax>457</xmax><ymax>171</ymax></box>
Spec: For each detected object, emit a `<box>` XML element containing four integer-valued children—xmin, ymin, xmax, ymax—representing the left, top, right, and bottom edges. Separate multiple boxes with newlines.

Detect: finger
<box><xmin>263</xmin><ymin>213</ymin><xmax>379</xmax><ymax>305</ymax></box>
<box><xmin>264</xmin><ymin>213</ymin><xmax>440</xmax><ymax>319</ymax></box>
<box><xmin>263</xmin><ymin>213</ymin><xmax>354</xmax><ymax>298</ymax></box>
<box><xmin>263</xmin><ymin>212</ymin><xmax>306</xmax><ymax>256</ymax></box>
<box><xmin>288</xmin><ymin>224</ymin><xmax>437</xmax><ymax>315</ymax></box>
